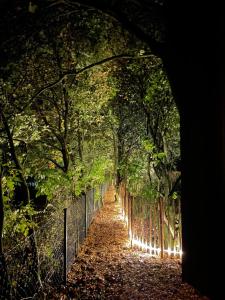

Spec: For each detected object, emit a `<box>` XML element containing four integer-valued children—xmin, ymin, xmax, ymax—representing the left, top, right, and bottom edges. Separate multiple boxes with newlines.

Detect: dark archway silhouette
<box><xmin>0</xmin><ymin>1</ymin><xmax>224</xmax><ymax>299</ymax></box>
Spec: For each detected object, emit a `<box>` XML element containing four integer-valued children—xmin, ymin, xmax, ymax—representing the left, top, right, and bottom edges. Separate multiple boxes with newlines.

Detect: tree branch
<box><xmin>48</xmin><ymin>0</ymin><xmax>165</xmax><ymax>56</ymax></box>
<box><xmin>30</xmin><ymin>52</ymin><xmax>157</xmax><ymax>103</ymax></box>
<box><xmin>35</xmin><ymin>106</ymin><xmax>63</xmax><ymax>145</ymax></box>
<box><xmin>39</xmin><ymin>140</ymin><xmax>62</xmax><ymax>152</ymax></box>
<box><xmin>45</xmin><ymin>157</ymin><xmax>65</xmax><ymax>171</ymax></box>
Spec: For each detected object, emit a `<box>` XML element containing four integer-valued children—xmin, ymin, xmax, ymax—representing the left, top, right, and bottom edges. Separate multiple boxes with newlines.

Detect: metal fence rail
<box><xmin>1</xmin><ymin>183</ymin><xmax>109</xmax><ymax>299</ymax></box>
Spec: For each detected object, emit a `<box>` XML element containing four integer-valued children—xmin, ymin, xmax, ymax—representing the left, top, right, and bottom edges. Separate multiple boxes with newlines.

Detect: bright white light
<box><xmin>145</xmin><ymin>241</ymin><xmax>148</xmax><ymax>251</ymax></box>
<box><xmin>131</xmin><ymin>237</ymin><xmax>182</xmax><ymax>258</ymax></box>
<box><xmin>129</xmin><ymin>229</ymin><xmax>132</xmax><ymax>240</ymax></box>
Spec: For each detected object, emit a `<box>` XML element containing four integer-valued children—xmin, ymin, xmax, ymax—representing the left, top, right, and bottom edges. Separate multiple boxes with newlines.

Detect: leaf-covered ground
<box><xmin>51</xmin><ymin>186</ymin><xmax>209</xmax><ymax>300</ymax></box>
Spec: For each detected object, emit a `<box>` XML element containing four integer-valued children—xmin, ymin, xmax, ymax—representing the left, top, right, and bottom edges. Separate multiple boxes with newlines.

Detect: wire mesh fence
<box><xmin>1</xmin><ymin>183</ymin><xmax>109</xmax><ymax>299</ymax></box>
<box><xmin>119</xmin><ymin>183</ymin><xmax>182</xmax><ymax>259</ymax></box>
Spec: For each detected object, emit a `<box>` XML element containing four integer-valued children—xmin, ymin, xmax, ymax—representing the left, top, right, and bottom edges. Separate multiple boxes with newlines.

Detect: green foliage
<box><xmin>74</xmin><ymin>157</ymin><xmax>113</xmax><ymax>196</ymax></box>
<box><xmin>35</xmin><ymin>169</ymin><xmax>72</xmax><ymax>200</ymax></box>
<box><xmin>3</xmin><ymin>204</ymin><xmax>37</xmax><ymax>238</ymax></box>
<box><xmin>1</xmin><ymin>171</ymin><xmax>35</xmax><ymax>238</ymax></box>
<box><xmin>142</xmin><ymin>140</ymin><xmax>155</xmax><ymax>152</ymax></box>
<box><xmin>0</xmin><ymin>6</ymin><xmax>180</xmax><ymax>245</ymax></box>
<box><xmin>1</xmin><ymin>167</ymin><xmax>25</xmax><ymax>203</ymax></box>
<box><xmin>110</xmin><ymin>55</ymin><xmax>180</xmax><ymax>200</ymax></box>
<box><xmin>140</xmin><ymin>183</ymin><xmax>158</xmax><ymax>203</ymax></box>
<box><xmin>172</xmin><ymin>192</ymin><xmax>178</xmax><ymax>200</ymax></box>
<box><xmin>94</xmin><ymin>186</ymin><xmax>101</xmax><ymax>204</ymax></box>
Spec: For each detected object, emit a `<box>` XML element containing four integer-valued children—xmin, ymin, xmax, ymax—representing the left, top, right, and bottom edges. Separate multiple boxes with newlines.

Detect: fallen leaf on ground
<box><xmin>48</xmin><ymin>186</ymin><xmax>209</xmax><ymax>300</ymax></box>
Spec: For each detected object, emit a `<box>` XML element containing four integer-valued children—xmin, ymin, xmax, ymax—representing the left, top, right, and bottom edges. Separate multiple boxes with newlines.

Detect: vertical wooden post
<box><xmin>130</xmin><ymin>195</ymin><xmax>133</xmax><ymax>247</ymax></box>
<box><xmin>167</xmin><ymin>205</ymin><xmax>171</xmax><ymax>258</ymax></box>
<box><xmin>93</xmin><ymin>188</ymin><xmax>95</xmax><ymax>212</ymax></box>
<box><xmin>126</xmin><ymin>189</ymin><xmax>129</xmax><ymax>225</ymax></box>
<box><xmin>63</xmin><ymin>208</ymin><xmax>67</xmax><ymax>285</ymax></box>
<box><xmin>154</xmin><ymin>203</ymin><xmax>157</xmax><ymax>255</ymax></box>
<box><xmin>149</xmin><ymin>206</ymin><xmax>152</xmax><ymax>255</ymax></box>
<box><xmin>128</xmin><ymin>193</ymin><xmax>130</xmax><ymax>235</ymax></box>
<box><xmin>178</xmin><ymin>199</ymin><xmax>182</xmax><ymax>258</ymax></box>
<box><xmin>121</xmin><ymin>185</ymin><xmax>123</xmax><ymax>214</ymax></box>
<box><xmin>152</xmin><ymin>204</ymin><xmax>155</xmax><ymax>254</ymax></box>
<box><xmin>172</xmin><ymin>199</ymin><xmax>176</xmax><ymax>254</ymax></box>
<box><xmin>84</xmin><ymin>193</ymin><xmax>87</xmax><ymax>237</ymax></box>
<box><xmin>159</xmin><ymin>198</ymin><xmax>164</xmax><ymax>258</ymax></box>
<box><xmin>77</xmin><ymin>225</ymin><xmax>80</xmax><ymax>252</ymax></box>
<box><xmin>99</xmin><ymin>184</ymin><xmax>103</xmax><ymax>207</ymax></box>
<box><xmin>75</xmin><ymin>219</ymin><xmax>78</xmax><ymax>256</ymax></box>
<box><xmin>124</xmin><ymin>187</ymin><xmax>127</xmax><ymax>222</ymax></box>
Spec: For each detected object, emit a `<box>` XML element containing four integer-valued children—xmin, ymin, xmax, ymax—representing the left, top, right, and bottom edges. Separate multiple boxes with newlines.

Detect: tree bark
<box><xmin>0</xmin><ymin>161</ymin><xmax>4</xmax><ymax>256</ymax></box>
<box><xmin>0</xmin><ymin>114</ymin><xmax>41</xmax><ymax>291</ymax></box>
<box><xmin>1</xmin><ymin>112</ymin><xmax>30</xmax><ymax>206</ymax></box>
<box><xmin>162</xmin><ymin>2</ymin><xmax>225</xmax><ymax>297</ymax></box>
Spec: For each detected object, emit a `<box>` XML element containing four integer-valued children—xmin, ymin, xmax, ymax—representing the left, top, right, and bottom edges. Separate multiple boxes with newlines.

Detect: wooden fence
<box><xmin>119</xmin><ymin>183</ymin><xmax>182</xmax><ymax>258</ymax></box>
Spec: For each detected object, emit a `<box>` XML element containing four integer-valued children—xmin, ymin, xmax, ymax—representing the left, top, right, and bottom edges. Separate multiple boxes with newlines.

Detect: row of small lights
<box><xmin>131</xmin><ymin>237</ymin><xmax>183</xmax><ymax>258</ymax></box>
<box><xmin>121</xmin><ymin>207</ymin><xmax>183</xmax><ymax>258</ymax></box>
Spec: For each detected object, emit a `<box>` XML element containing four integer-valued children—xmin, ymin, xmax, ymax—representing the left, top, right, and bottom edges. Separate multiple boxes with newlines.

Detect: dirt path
<box><xmin>56</xmin><ymin>186</ymin><xmax>208</xmax><ymax>300</ymax></box>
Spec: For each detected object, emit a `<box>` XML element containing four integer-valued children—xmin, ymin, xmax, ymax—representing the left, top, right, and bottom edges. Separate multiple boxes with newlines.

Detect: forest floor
<box><xmin>51</xmin><ymin>186</ymin><xmax>209</xmax><ymax>300</ymax></box>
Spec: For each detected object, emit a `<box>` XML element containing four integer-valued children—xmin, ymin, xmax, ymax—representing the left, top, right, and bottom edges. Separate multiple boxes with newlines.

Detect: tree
<box><xmin>0</xmin><ymin>1</ymin><xmax>224</xmax><ymax>298</ymax></box>
<box><xmin>38</xmin><ymin>3</ymin><xmax>223</xmax><ymax>298</ymax></box>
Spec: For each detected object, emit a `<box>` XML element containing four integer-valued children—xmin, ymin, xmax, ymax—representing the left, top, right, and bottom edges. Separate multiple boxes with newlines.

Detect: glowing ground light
<box><xmin>131</xmin><ymin>237</ymin><xmax>183</xmax><ymax>258</ymax></box>
<box><xmin>120</xmin><ymin>203</ymin><xmax>183</xmax><ymax>258</ymax></box>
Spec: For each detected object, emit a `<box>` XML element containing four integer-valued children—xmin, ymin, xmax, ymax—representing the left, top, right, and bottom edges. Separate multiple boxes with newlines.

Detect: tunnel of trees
<box><xmin>0</xmin><ymin>1</ymin><xmax>224</xmax><ymax>299</ymax></box>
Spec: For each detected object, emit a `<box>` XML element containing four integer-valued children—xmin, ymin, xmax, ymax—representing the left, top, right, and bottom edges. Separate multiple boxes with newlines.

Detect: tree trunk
<box><xmin>0</xmin><ymin>147</ymin><xmax>11</xmax><ymax>299</ymax></box>
<box><xmin>112</xmin><ymin>131</ymin><xmax>118</xmax><ymax>186</ymax></box>
<box><xmin>62</xmin><ymin>143</ymin><xmax>69</xmax><ymax>173</ymax></box>
<box><xmin>0</xmin><ymin>162</ymin><xmax>3</xmax><ymax>256</ymax></box>
<box><xmin>116</xmin><ymin>129</ymin><xmax>125</xmax><ymax>189</ymax></box>
<box><xmin>163</xmin><ymin>2</ymin><xmax>225</xmax><ymax>297</ymax></box>
<box><xmin>1</xmin><ymin>112</ymin><xmax>30</xmax><ymax>206</ymax></box>
<box><xmin>1</xmin><ymin>113</ymin><xmax>42</xmax><ymax>292</ymax></box>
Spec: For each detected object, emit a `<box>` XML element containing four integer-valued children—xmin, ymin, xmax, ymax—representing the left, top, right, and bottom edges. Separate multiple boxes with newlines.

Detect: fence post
<box><xmin>178</xmin><ymin>199</ymin><xmax>182</xmax><ymax>258</ymax></box>
<box><xmin>124</xmin><ymin>187</ymin><xmax>127</xmax><ymax>222</ymax></box>
<box><xmin>75</xmin><ymin>218</ymin><xmax>78</xmax><ymax>256</ymax></box>
<box><xmin>77</xmin><ymin>225</ymin><xmax>80</xmax><ymax>252</ymax></box>
<box><xmin>84</xmin><ymin>193</ymin><xmax>88</xmax><ymax>237</ymax></box>
<box><xmin>159</xmin><ymin>198</ymin><xmax>164</xmax><ymax>258</ymax></box>
<box><xmin>100</xmin><ymin>184</ymin><xmax>103</xmax><ymax>206</ymax></box>
<box><xmin>93</xmin><ymin>188</ymin><xmax>95</xmax><ymax>213</ymax></box>
<box><xmin>128</xmin><ymin>193</ymin><xmax>130</xmax><ymax>235</ymax></box>
<box><xmin>63</xmin><ymin>208</ymin><xmax>67</xmax><ymax>285</ymax></box>
<box><xmin>130</xmin><ymin>195</ymin><xmax>133</xmax><ymax>247</ymax></box>
<box><xmin>149</xmin><ymin>206</ymin><xmax>152</xmax><ymax>255</ymax></box>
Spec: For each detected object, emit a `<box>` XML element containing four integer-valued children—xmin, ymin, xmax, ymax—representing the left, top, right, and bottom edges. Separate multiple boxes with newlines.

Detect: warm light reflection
<box><xmin>129</xmin><ymin>230</ymin><xmax>132</xmax><ymax>239</ymax></box>
<box><xmin>131</xmin><ymin>237</ymin><xmax>183</xmax><ymax>258</ymax></box>
<box><xmin>118</xmin><ymin>200</ymin><xmax>182</xmax><ymax>259</ymax></box>
<box><xmin>122</xmin><ymin>209</ymin><xmax>128</xmax><ymax>225</ymax></box>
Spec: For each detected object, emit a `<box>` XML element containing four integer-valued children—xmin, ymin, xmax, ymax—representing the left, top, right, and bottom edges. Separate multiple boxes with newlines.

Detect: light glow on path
<box><xmin>132</xmin><ymin>237</ymin><xmax>183</xmax><ymax>258</ymax></box>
